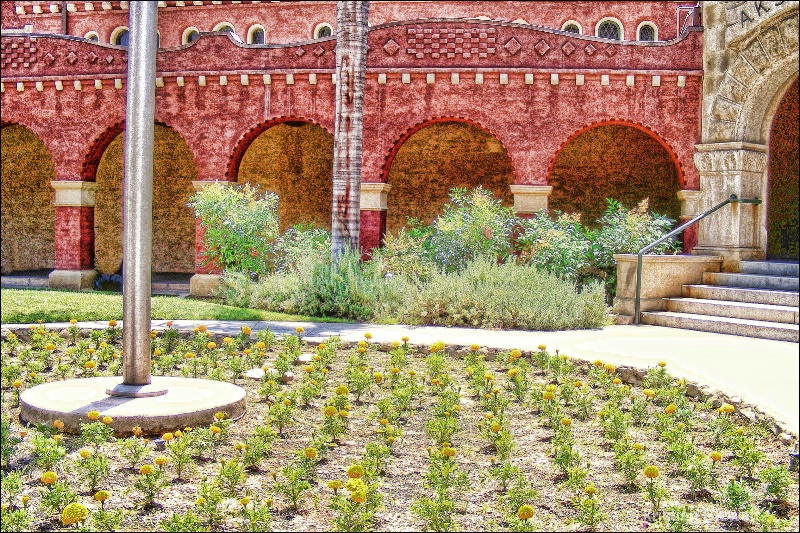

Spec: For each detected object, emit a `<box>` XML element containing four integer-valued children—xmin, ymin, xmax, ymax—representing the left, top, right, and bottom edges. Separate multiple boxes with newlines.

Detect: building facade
<box><xmin>0</xmin><ymin>1</ymin><xmax>796</xmax><ymax>294</ymax></box>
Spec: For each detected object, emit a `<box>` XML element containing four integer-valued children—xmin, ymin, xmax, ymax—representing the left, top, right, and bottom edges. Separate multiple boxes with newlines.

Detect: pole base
<box><xmin>106</xmin><ymin>382</ymin><xmax>169</xmax><ymax>398</ymax></box>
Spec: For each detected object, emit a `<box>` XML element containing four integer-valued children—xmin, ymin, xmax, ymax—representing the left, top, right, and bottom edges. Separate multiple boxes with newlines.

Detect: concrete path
<box><xmin>4</xmin><ymin>320</ymin><xmax>798</xmax><ymax>434</ymax></box>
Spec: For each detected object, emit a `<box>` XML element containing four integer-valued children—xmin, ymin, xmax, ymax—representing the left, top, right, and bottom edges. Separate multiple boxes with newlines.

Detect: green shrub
<box><xmin>188</xmin><ymin>182</ymin><xmax>280</xmax><ymax>276</ymax></box>
<box><xmin>515</xmin><ymin>211</ymin><xmax>591</xmax><ymax>281</ymax></box>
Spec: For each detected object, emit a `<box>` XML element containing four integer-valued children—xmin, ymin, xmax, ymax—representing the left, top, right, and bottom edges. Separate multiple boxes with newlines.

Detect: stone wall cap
<box><xmin>613</xmin><ymin>254</ymin><xmax>723</xmax><ymax>262</ymax></box>
<box><xmin>695</xmin><ymin>142</ymin><xmax>767</xmax><ymax>153</ymax></box>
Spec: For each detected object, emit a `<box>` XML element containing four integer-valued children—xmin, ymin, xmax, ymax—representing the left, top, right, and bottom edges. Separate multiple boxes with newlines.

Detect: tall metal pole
<box><xmin>121</xmin><ymin>2</ymin><xmax>157</xmax><ymax>386</ymax></box>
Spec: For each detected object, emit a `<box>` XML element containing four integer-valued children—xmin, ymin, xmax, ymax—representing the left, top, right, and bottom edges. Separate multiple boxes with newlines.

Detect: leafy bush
<box><xmin>515</xmin><ymin>211</ymin><xmax>591</xmax><ymax>281</ymax></box>
<box><xmin>188</xmin><ymin>182</ymin><xmax>280</xmax><ymax>276</ymax></box>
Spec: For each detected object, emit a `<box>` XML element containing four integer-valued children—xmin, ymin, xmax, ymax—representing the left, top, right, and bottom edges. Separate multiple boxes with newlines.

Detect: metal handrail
<box><xmin>634</xmin><ymin>194</ymin><xmax>762</xmax><ymax>324</ymax></box>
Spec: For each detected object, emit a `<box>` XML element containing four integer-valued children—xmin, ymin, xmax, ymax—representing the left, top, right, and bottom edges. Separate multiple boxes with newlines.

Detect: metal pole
<box><xmin>121</xmin><ymin>2</ymin><xmax>158</xmax><ymax>386</ymax></box>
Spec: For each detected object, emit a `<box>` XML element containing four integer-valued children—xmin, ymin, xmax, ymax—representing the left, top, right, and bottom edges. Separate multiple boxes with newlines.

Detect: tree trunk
<box><xmin>331</xmin><ymin>1</ymin><xmax>369</xmax><ymax>258</ymax></box>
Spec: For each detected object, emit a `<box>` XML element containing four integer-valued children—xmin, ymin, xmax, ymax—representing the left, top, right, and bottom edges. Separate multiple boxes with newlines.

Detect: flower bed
<box><xmin>1</xmin><ymin>323</ymin><xmax>797</xmax><ymax>532</ymax></box>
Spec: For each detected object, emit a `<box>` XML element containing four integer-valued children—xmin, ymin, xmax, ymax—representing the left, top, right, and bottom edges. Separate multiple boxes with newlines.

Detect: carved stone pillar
<box><xmin>692</xmin><ymin>142</ymin><xmax>768</xmax><ymax>270</ymax></box>
<box><xmin>48</xmin><ymin>181</ymin><xmax>98</xmax><ymax>290</ymax></box>
<box><xmin>509</xmin><ymin>185</ymin><xmax>553</xmax><ymax>218</ymax></box>
<box><xmin>359</xmin><ymin>183</ymin><xmax>391</xmax><ymax>256</ymax></box>
<box><xmin>676</xmin><ymin>189</ymin><xmax>702</xmax><ymax>253</ymax></box>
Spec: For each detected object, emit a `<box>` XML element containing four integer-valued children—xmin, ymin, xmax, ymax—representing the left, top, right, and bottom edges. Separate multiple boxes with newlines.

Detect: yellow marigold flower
<box><xmin>484</xmin><ymin>373</ymin><xmax>494</xmax><ymax>382</ymax></box>
<box><xmin>453</xmin><ymin>404</ymin><xmax>461</xmax><ymax>412</ymax></box>
<box><xmin>153</xmin><ymin>349</ymin><xmax>163</xmax><ymax>357</ymax></box>
<box><xmin>296</xmin><ymin>326</ymin><xmax>305</xmax><ymax>334</ymax></box>
<box><xmin>79</xmin><ymin>448</ymin><xmax>91</xmax><ymax>459</ymax></box>
<box><xmin>491</xmin><ymin>422</ymin><xmax>502</xmax><ymax>433</ymax></box>
<box><xmin>509</xmin><ymin>349</ymin><xmax>522</xmax><ymax>361</ymax></box>
<box><xmin>508</xmin><ymin>368</ymin><xmax>520</xmax><ymax>378</ymax></box>
<box><xmin>184</xmin><ymin>427</ymin><xmax>193</xmax><ymax>432</ymax></box>
<box><xmin>401</xmin><ymin>336</ymin><xmax>410</xmax><ymax>343</ymax></box>
<box><xmin>492</xmin><ymin>387</ymin><xmax>501</xmax><ymax>395</ymax></box>
<box><xmin>214</xmin><ymin>411</ymin><xmax>227</xmax><ymax>420</ymax></box>
<box><xmin>328</xmin><ymin>480</ymin><xmax>343</xmax><ymax>490</ymax></box>
<box><xmin>256</xmin><ymin>341</ymin><xmax>266</xmax><ymax>350</ymax></box>
<box><xmin>41</xmin><ymin>471</ymin><xmax>58</xmax><ymax>485</ymax></box>
<box><xmin>240</xmin><ymin>497</ymin><xmax>251</xmax><ymax>506</ymax></box>
<box><xmin>70</xmin><ymin>319</ymin><xmax>78</xmax><ymax>324</ymax></box>
<box><xmin>318</xmin><ymin>343</ymin><xmax>328</xmax><ymax>350</ymax></box>
<box><xmin>351</xmin><ymin>491</ymin><xmax>366</xmax><ymax>503</ymax></box>
<box><xmin>283</xmin><ymin>399</ymin><xmax>292</xmax><ymax>407</ymax></box>
<box><xmin>108</xmin><ymin>320</ymin><xmax>117</xmax><ymax>328</ymax></box>
<box><xmin>303</xmin><ymin>447</ymin><xmax>318</xmax><ymax>459</ymax></box>
<box><xmin>347</xmin><ymin>464</ymin><xmax>365</xmax><ymax>479</ymax></box>
<box><xmin>242</xmin><ymin>326</ymin><xmax>252</xmax><ymax>335</ymax></box>
<box><xmin>102</xmin><ymin>416</ymin><xmax>113</xmax><ymax>425</ymax></box>
<box><xmin>184</xmin><ymin>352</ymin><xmax>196</xmax><ymax>359</ymax></box>
<box><xmin>100</xmin><ymin>342</ymin><xmax>107</xmax><ymax>349</ymax></box>
<box><xmin>517</xmin><ymin>504</ymin><xmax>534</xmax><ymax>520</ymax></box>
<box><xmin>633</xmin><ymin>443</ymin><xmax>645</xmax><ymax>451</ymax></box>
<box><xmin>195</xmin><ymin>497</ymin><xmax>207</xmax><ymax>506</ymax></box>
<box><xmin>84</xmin><ymin>361</ymin><xmax>97</xmax><ymax>370</ymax></box>
<box><xmin>61</xmin><ymin>503</ymin><xmax>89</xmax><ymax>526</ymax></box>
<box><xmin>710</xmin><ymin>451</ymin><xmax>722</xmax><ymax>462</ymax></box>
<box><xmin>612</xmin><ymin>378</ymin><xmax>622</xmax><ymax>385</ymax></box>
<box><xmin>150</xmin><ymin>331</ymin><xmax>157</xmax><ymax>339</ymax></box>
<box><xmin>466</xmin><ymin>367</ymin><xmax>474</xmax><ymax>377</ymax></box>
<box><xmin>303</xmin><ymin>365</ymin><xmax>314</xmax><ymax>373</ymax></box>
<box><xmin>233</xmin><ymin>441</ymin><xmax>245</xmax><ymax>452</ymax></box>
<box><xmin>223</xmin><ymin>337</ymin><xmax>233</xmax><ymax>344</ymax></box>
<box><xmin>593</xmin><ymin>359</ymin><xmax>604</xmax><ymax>367</ymax></box>
<box><xmin>408</xmin><ymin>369</ymin><xmax>417</xmax><ymax>376</ymax></box>
<box><xmin>12</xmin><ymin>380</ymin><xmax>23</xmax><ymax>389</ymax></box>
<box><xmin>140</xmin><ymin>464</ymin><xmax>154</xmax><ymax>475</ymax></box>
<box><xmin>484</xmin><ymin>413</ymin><xmax>495</xmax><ymax>420</ymax></box>
<box><xmin>390</xmin><ymin>367</ymin><xmax>400</xmax><ymax>375</ymax></box>
<box><xmin>364</xmin><ymin>332</ymin><xmax>372</xmax><ymax>340</ymax></box>
<box><xmin>87</xmin><ymin>348</ymin><xmax>96</xmax><ymax>355</ymax></box>
<box><xmin>537</xmin><ymin>344</ymin><xmax>547</xmax><ymax>351</ymax></box>
<box><xmin>374</xmin><ymin>372</ymin><xmax>384</xmax><ymax>384</ymax></box>
<box><xmin>469</xmin><ymin>344</ymin><xmax>481</xmax><ymax>352</ymax></box>
<box><xmin>543</xmin><ymin>391</ymin><xmax>555</xmax><ymax>401</ymax></box>
<box><xmin>45</xmin><ymin>343</ymin><xmax>57</xmax><ymax>351</ymax></box>
<box><xmin>52</xmin><ymin>434</ymin><xmax>63</xmax><ymax>442</ymax></box>
<box><xmin>87</xmin><ymin>410</ymin><xmax>100</xmax><ymax>421</ymax></box>
<box><xmin>443</xmin><ymin>446</ymin><xmax>457</xmax><ymax>457</ymax></box>
<box><xmin>53</xmin><ymin>419</ymin><xmax>65</xmax><ymax>431</ymax></box>
<box><xmin>335</xmin><ymin>385</ymin><xmax>349</xmax><ymax>396</ymax></box>
<box><xmin>643</xmin><ymin>465</ymin><xmax>660</xmax><ymax>479</ymax></box>
<box><xmin>339</xmin><ymin>410</ymin><xmax>350</xmax><ymax>418</ymax></box>
<box><xmin>207</xmin><ymin>342</ymin><xmax>217</xmax><ymax>350</ymax></box>
<box><xmin>430</xmin><ymin>341</ymin><xmax>445</xmax><ymax>353</ymax></box>
<box><xmin>379</xmin><ymin>418</ymin><xmax>389</xmax><ymax>426</ymax></box>
<box><xmin>719</xmin><ymin>403</ymin><xmax>735</xmax><ymax>415</ymax></box>
<box><xmin>210</xmin><ymin>425</ymin><xmax>222</xmax><ymax>435</ymax></box>
<box><xmin>657</xmin><ymin>361</ymin><xmax>667</xmax><ymax>367</ymax></box>
<box><xmin>162</xmin><ymin>432</ymin><xmax>174</xmax><ymax>442</ymax></box>
<box><xmin>197</xmin><ymin>325</ymin><xmax>207</xmax><ymax>333</ymax></box>
<box><xmin>155</xmin><ymin>456</ymin><xmax>168</xmax><ymax>466</ymax></box>
<box><xmin>324</xmin><ymin>406</ymin><xmax>338</xmax><ymax>417</ymax></box>
<box><xmin>131</xmin><ymin>426</ymin><xmax>143</xmax><ymax>437</ymax></box>
<box><xmin>545</xmin><ymin>384</ymin><xmax>557</xmax><ymax>392</ymax></box>
<box><xmin>604</xmin><ymin>363</ymin><xmax>616</xmax><ymax>374</ymax></box>
<box><xmin>94</xmin><ymin>490</ymin><xmax>110</xmax><ymax>502</ymax></box>
<box><xmin>584</xmin><ymin>484</ymin><xmax>598</xmax><ymax>496</ymax></box>
<box><xmin>643</xmin><ymin>389</ymin><xmax>656</xmax><ymax>398</ymax></box>
<box><xmin>665</xmin><ymin>404</ymin><xmax>677</xmax><ymax>415</ymax></box>
<box><xmin>561</xmin><ymin>418</ymin><xmax>572</xmax><ymax>427</ymax></box>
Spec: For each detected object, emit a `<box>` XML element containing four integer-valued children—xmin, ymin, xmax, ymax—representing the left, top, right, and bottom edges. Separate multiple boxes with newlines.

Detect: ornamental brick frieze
<box><xmin>0</xmin><ymin>35</ymin><xmax>128</xmax><ymax>77</ymax></box>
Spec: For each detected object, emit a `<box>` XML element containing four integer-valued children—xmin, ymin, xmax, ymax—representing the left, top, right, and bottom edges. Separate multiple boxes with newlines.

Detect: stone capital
<box><xmin>360</xmin><ymin>183</ymin><xmax>392</xmax><ymax>211</ymax></box>
<box><xmin>677</xmin><ymin>190</ymin><xmax>703</xmax><ymax>218</ymax></box>
<box><xmin>509</xmin><ymin>185</ymin><xmax>553</xmax><ymax>214</ymax></box>
<box><xmin>192</xmin><ymin>179</ymin><xmax>234</xmax><ymax>191</ymax></box>
<box><xmin>50</xmin><ymin>180</ymin><xmax>98</xmax><ymax>207</ymax></box>
<box><xmin>693</xmin><ymin>142</ymin><xmax>768</xmax><ymax>174</ymax></box>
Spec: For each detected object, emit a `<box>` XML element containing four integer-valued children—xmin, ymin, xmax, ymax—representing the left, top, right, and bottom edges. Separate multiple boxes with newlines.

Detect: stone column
<box><xmin>509</xmin><ymin>185</ymin><xmax>552</xmax><ymax>218</ymax></box>
<box><xmin>677</xmin><ymin>189</ymin><xmax>702</xmax><ymax>253</ymax></box>
<box><xmin>189</xmin><ymin>180</ymin><xmax>230</xmax><ymax>296</ymax></box>
<box><xmin>692</xmin><ymin>142</ymin><xmax>768</xmax><ymax>271</ymax></box>
<box><xmin>359</xmin><ymin>183</ymin><xmax>391</xmax><ymax>256</ymax></box>
<box><xmin>48</xmin><ymin>181</ymin><xmax>98</xmax><ymax>290</ymax></box>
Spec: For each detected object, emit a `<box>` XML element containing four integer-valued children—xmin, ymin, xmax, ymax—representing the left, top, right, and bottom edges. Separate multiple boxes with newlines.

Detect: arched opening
<box><xmin>237</xmin><ymin>121</ymin><xmax>333</xmax><ymax>232</ymax></box>
<box><xmin>596</xmin><ymin>18</ymin><xmax>623</xmax><ymax>40</ymax></box>
<box><xmin>93</xmin><ymin>124</ymin><xmax>197</xmax><ymax>275</ymax></box>
<box><xmin>767</xmin><ymin>77</ymin><xmax>799</xmax><ymax>260</ymax></box>
<box><xmin>1</xmin><ymin>124</ymin><xmax>56</xmax><ymax>274</ymax></box>
<box><xmin>314</xmin><ymin>23</ymin><xmax>333</xmax><ymax>39</ymax></box>
<box><xmin>385</xmin><ymin>121</ymin><xmax>514</xmax><ymax>233</ymax></box>
<box><xmin>548</xmin><ymin>124</ymin><xmax>681</xmax><ymax>225</ymax></box>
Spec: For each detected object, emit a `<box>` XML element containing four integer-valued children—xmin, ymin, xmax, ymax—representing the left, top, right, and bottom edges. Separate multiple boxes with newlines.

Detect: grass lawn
<box><xmin>0</xmin><ymin>288</ymin><xmax>346</xmax><ymax>325</ymax></box>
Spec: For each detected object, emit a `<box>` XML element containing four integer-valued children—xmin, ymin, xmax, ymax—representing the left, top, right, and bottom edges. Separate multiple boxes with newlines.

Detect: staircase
<box><xmin>641</xmin><ymin>261</ymin><xmax>799</xmax><ymax>342</ymax></box>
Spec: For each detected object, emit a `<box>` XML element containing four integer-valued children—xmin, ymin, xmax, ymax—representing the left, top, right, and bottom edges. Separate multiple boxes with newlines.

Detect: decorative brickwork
<box><xmin>0</xmin><ymin>124</ymin><xmax>56</xmax><ymax>273</ymax></box>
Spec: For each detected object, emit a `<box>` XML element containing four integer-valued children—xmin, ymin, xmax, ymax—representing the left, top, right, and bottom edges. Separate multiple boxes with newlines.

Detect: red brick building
<box><xmin>1</xmin><ymin>1</ymin><xmax>796</xmax><ymax>294</ymax></box>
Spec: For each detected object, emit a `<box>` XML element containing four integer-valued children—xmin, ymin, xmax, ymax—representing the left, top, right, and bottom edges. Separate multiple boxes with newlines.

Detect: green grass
<box><xmin>0</xmin><ymin>288</ymin><xmax>347</xmax><ymax>325</ymax></box>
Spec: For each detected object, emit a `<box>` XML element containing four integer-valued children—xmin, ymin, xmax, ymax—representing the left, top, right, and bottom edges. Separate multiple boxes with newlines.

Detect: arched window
<box><xmin>596</xmin><ymin>18</ymin><xmax>623</xmax><ymax>40</ymax></box>
<box><xmin>213</xmin><ymin>22</ymin><xmax>235</xmax><ymax>34</ymax></box>
<box><xmin>110</xmin><ymin>26</ymin><xmax>129</xmax><ymax>46</ymax></box>
<box><xmin>84</xmin><ymin>31</ymin><xmax>100</xmax><ymax>42</ymax></box>
<box><xmin>182</xmin><ymin>27</ymin><xmax>200</xmax><ymax>44</ymax></box>
<box><xmin>637</xmin><ymin>22</ymin><xmax>658</xmax><ymax>42</ymax></box>
<box><xmin>561</xmin><ymin>20</ymin><xmax>582</xmax><ymax>34</ymax></box>
<box><xmin>314</xmin><ymin>22</ymin><xmax>333</xmax><ymax>38</ymax></box>
<box><xmin>247</xmin><ymin>25</ymin><xmax>265</xmax><ymax>44</ymax></box>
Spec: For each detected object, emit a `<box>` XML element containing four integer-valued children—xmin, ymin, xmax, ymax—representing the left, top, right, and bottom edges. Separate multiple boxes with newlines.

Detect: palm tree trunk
<box><xmin>331</xmin><ymin>1</ymin><xmax>370</xmax><ymax>258</ymax></box>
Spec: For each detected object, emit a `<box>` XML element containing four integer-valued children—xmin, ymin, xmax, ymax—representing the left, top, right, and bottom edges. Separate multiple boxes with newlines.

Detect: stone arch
<box><xmin>90</xmin><ymin>122</ymin><xmax>198</xmax><ymax>275</ymax></box>
<box><xmin>766</xmin><ymin>77</ymin><xmax>799</xmax><ymax>259</ymax></box>
<box><xmin>1</xmin><ymin>123</ymin><xmax>56</xmax><ymax>273</ymax></box>
<box><xmin>234</xmin><ymin>118</ymin><xmax>334</xmax><ymax>231</ymax></box>
<box><xmin>547</xmin><ymin>120</ymin><xmax>683</xmax><ymax>225</ymax></box>
<box><xmin>381</xmin><ymin>117</ymin><xmax>516</xmax><ymax>233</ymax></box>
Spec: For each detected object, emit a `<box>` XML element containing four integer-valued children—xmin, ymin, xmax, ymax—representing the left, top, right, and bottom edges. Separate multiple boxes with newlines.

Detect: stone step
<box><xmin>0</xmin><ymin>276</ymin><xmax>50</xmax><ymax>289</ymax></box>
<box><xmin>640</xmin><ymin>311</ymin><xmax>799</xmax><ymax>342</ymax></box>
<box><xmin>739</xmin><ymin>261</ymin><xmax>800</xmax><ymax>277</ymax></box>
<box><xmin>665</xmin><ymin>298</ymin><xmax>798</xmax><ymax>324</ymax></box>
<box><xmin>682</xmin><ymin>284</ymin><xmax>800</xmax><ymax>307</ymax></box>
<box><xmin>702</xmin><ymin>272</ymin><xmax>800</xmax><ymax>291</ymax></box>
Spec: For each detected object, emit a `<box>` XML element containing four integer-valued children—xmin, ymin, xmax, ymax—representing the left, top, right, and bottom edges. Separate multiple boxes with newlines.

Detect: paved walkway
<box><xmin>4</xmin><ymin>320</ymin><xmax>798</xmax><ymax>434</ymax></box>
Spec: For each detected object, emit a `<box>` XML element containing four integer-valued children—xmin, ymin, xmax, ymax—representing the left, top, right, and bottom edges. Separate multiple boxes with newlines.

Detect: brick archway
<box><xmin>767</xmin><ymin>77</ymin><xmax>799</xmax><ymax>260</ymax></box>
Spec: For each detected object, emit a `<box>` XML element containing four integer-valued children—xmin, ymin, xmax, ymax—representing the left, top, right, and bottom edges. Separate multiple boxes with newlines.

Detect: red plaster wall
<box><xmin>360</xmin><ymin>210</ymin><xmax>386</xmax><ymax>256</ymax></box>
<box><xmin>54</xmin><ymin>206</ymin><xmax>94</xmax><ymax>270</ymax></box>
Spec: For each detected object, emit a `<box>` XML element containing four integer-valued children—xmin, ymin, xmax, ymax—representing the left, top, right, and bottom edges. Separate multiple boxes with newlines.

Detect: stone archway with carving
<box><xmin>694</xmin><ymin>2</ymin><xmax>798</xmax><ymax>269</ymax></box>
